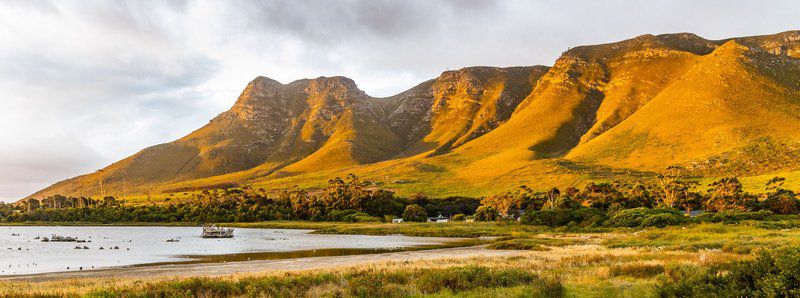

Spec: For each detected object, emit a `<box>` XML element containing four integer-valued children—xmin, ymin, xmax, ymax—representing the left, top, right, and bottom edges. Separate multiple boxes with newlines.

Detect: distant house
<box><xmin>392</xmin><ymin>218</ymin><xmax>403</xmax><ymax>223</ymax></box>
<box><xmin>428</xmin><ymin>214</ymin><xmax>449</xmax><ymax>223</ymax></box>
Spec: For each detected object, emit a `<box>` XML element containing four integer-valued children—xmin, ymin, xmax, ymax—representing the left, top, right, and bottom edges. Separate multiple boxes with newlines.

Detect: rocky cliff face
<box><xmin>381</xmin><ymin>66</ymin><xmax>549</xmax><ymax>156</ymax></box>
<box><xmin>26</xmin><ymin>30</ymin><xmax>800</xmax><ymax>200</ymax></box>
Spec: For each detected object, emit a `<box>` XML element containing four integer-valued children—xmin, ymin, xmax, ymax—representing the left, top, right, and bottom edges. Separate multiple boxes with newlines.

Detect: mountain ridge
<box><xmin>25</xmin><ymin>30</ymin><xmax>800</xmax><ymax>200</ymax></box>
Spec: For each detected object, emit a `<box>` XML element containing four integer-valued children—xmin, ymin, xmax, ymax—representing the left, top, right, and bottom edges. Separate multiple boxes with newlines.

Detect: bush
<box><xmin>521</xmin><ymin>209</ymin><xmax>573</xmax><ymax>227</ymax></box>
<box><xmin>656</xmin><ymin>264</ymin><xmax>724</xmax><ymax>297</ymax></box>
<box><xmin>696</xmin><ymin>210</ymin><xmax>774</xmax><ymax>224</ymax></box>
<box><xmin>342</xmin><ymin>212</ymin><xmax>381</xmax><ymax>223</ymax></box>
<box><xmin>489</xmin><ymin>237</ymin><xmax>585</xmax><ymax>250</ymax></box>
<box><xmin>520</xmin><ymin>208</ymin><xmax>607</xmax><ymax>227</ymax></box>
<box><xmin>326</xmin><ymin>209</ymin><xmax>359</xmax><ymax>221</ymax></box>
<box><xmin>402</xmin><ymin>204</ymin><xmax>428</xmax><ymax>222</ymax></box>
<box><xmin>451</xmin><ymin>214</ymin><xmax>466</xmax><ymax>221</ymax></box>
<box><xmin>474</xmin><ymin>206</ymin><xmax>499</xmax><ymax>221</ymax></box>
<box><xmin>640</xmin><ymin>213</ymin><xmax>684</xmax><ymax>228</ymax></box>
<box><xmin>657</xmin><ymin>247</ymin><xmax>800</xmax><ymax>297</ymax></box>
<box><xmin>326</xmin><ymin>209</ymin><xmax>381</xmax><ymax>222</ymax></box>
<box><xmin>606</xmin><ymin>208</ymin><xmax>682</xmax><ymax>227</ymax></box>
<box><xmin>762</xmin><ymin>194</ymin><xmax>800</xmax><ymax>214</ymax></box>
<box><xmin>571</xmin><ymin>208</ymin><xmax>608</xmax><ymax>227</ymax></box>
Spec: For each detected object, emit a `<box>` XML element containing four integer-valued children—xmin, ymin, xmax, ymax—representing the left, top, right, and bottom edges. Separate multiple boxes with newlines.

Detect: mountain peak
<box><xmin>717</xmin><ymin>39</ymin><xmax>750</xmax><ymax>51</ymax></box>
<box><xmin>293</xmin><ymin>76</ymin><xmax>358</xmax><ymax>88</ymax></box>
<box><xmin>286</xmin><ymin>76</ymin><xmax>366</xmax><ymax>100</ymax></box>
<box><xmin>229</xmin><ymin>76</ymin><xmax>290</xmax><ymax>112</ymax></box>
<box><xmin>250</xmin><ymin>76</ymin><xmax>282</xmax><ymax>86</ymax></box>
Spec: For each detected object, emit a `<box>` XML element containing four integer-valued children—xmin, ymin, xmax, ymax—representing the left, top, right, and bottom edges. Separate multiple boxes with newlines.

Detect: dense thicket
<box><xmin>657</xmin><ymin>247</ymin><xmax>800</xmax><ymax>297</ymax></box>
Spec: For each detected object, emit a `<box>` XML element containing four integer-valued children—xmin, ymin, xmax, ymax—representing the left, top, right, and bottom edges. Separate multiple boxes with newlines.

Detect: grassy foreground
<box><xmin>3</xmin><ymin>221</ymin><xmax>800</xmax><ymax>297</ymax></box>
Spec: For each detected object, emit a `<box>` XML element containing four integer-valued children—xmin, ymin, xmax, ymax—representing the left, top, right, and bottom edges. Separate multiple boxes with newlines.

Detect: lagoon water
<box><xmin>0</xmin><ymin>226</ymin><xmax>448</xmax><ymax>275</ymax></box>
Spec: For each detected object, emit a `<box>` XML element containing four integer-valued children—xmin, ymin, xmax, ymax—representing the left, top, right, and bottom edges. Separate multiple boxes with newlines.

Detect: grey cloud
<box><xmin>0</xmin><ymin>52</ymin><xmax>218</xmax><ymax>98</ymax></box>
<box><xmin>0</xmin><ymin>136</ymin><xmax>105</xmax><ymax>200</ymax></box>
<box><xmin>237</xmin><ymin>0</ymin><xmax>499</xmax><ymax>45</ymax></box>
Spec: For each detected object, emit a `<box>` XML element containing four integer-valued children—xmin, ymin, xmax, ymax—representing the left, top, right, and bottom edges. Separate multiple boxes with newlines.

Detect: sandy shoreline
<box><xmin>0</xmin><ymin>245</ymin><xmax>522</xmax><ymax>283</ymax></box>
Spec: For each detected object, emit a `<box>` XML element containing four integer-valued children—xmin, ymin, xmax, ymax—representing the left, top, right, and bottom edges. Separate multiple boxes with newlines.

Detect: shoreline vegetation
<box><xmin>6</xmin><ymin>172</ymin><xmax>800</xmax><ymax>296</ymax></box>
<box><xmin>4</xmin><ymin>222</ymin><xmax>800</xmax><ymax>297</ymax></box>
<box><xmin>5</xmin><ymin>221</ymin><xmax>800</xmax><ymax>296</ymax></box>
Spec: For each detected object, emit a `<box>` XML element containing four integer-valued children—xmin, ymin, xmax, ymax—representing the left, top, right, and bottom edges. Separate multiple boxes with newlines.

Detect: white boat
<box><xmin>201</xmin><ymin>224</ymin><xmax>234</xmax><ymax>238</ymax></box>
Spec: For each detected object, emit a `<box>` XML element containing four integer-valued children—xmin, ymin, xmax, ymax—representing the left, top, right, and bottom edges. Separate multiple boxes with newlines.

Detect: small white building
<box><xmin>392</xmin><ymin>218</ymin><xmax>404</xmax><ymax>223</ymax></box>
<box><xmin>427</xmin><ymin>215</ymin><xmax>449</xmax><ymax>223</ymax></box>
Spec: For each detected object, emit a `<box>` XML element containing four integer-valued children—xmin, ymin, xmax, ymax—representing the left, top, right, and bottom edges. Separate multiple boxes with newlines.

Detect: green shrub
<box><xmin>696</xmin><ymin>210</ymin><xmax>774</xmax><ymax>224</ymax></box>
<box><xmin>521</xmin><ymin>209</ymin><xmax>573</xmax><ymax>227</ymax></box>
<box><xmin>474</xmin><ymin>206</ymin><xmax>499</xmax><ymax>221</ymax></box>
<box><xmin>344</xmin><ymin>213</ymin><xmax>381</xmax><ymax>223</ymax></box>
<box><xmin>657</xmin><ymin>247</ymin><xmax>800</xmax><ymax>297</ymax></box>
<box><xmin>571</xmin><ymin>207</ymin><xmax>608</xmax><ymax>227</ymax></box>
<box><xmin>640</xmin><ymin>213</ymin><xmax>684</xmax><ymax>228</ymax></box>
<box><xmin>327</xmin><ymin>209</ymin><xmax>380</xmax><ymax>222</ymax></box>
<box><xmin>753</xmin><ymin>220</ymin><xmax>800</xmax><ymax>229</ymax></box>
<box><xmin>489</xmin><ymin>236</ymin><xmax>585</xmax><ymax>251</ymax></box>
<box><xmin>520</xmin><ymin>208</ymin><xmax>608</xmax><ymax>227</ymax></box>
<box><xmin>606</xmin><ymin>208</ymin><xmax>682</xmax><ymax>227</ymax></box>
<box><xmin>451</xmin><ymin>214</ymin><xmax>466</xmax><ymax>222</ymax></box>
<box><xmin>656</xmin><ymin>264</ymin><xmax>725</xmax><ymax>297</ymax></box>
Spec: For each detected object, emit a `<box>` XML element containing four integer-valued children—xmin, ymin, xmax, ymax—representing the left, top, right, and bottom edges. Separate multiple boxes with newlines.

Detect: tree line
<box><xmin>1</xmin><ymin>170</ymin><xmax>798</xmax><ymax>226</ymax></box>
<box><xmin>0</xmin><ymin>174</ymin><xmax>478</xmax><ymax>223</ymax></box>
<box><xmin>475</xmin><ymin>170</ymin><xmax>799</xmax><ymax>227</ymax></box>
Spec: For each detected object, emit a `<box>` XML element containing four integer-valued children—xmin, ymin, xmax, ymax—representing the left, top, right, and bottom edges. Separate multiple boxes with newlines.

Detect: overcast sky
<box><xmin>0</xmin><ymin>0</ymin><xmax>798</xmax><ymax>202</ymax></box>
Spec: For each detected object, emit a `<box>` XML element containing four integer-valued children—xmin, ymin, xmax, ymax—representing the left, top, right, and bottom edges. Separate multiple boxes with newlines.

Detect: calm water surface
<box><xmin>0</xmin><ymin>226</ymin><xmax>450</xmax><ymax>275</ymax></box>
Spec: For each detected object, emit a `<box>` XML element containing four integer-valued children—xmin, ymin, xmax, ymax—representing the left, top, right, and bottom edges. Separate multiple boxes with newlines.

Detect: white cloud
<box><xmin>0</xmin><ymin>0</ymin><xmax>798</xmax><ymax>201</ymax></box>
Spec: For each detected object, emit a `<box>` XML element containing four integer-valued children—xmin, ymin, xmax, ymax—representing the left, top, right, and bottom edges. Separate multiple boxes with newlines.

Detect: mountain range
<box><xmin>26</xmin><ymin>30</ymin><xmax>800</xmax><ymax>200</ymax></box>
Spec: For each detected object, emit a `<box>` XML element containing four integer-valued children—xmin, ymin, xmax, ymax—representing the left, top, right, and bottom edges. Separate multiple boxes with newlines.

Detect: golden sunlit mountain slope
<box><xmin>25</xmin><ymin>30</ymin><xmax>800</xmax><ymax>200</ymax></box>
<box><xmin>28</xmin><ymin>66</ymin><xmax>547</xmax><ymax>199</ymax></box>
<box><xmin>380</xmin><ymin>66</ymin><xmax>549</xmax><ymax>157</ymax></box>
<box><xmin>567</xmin><ymin>40</ymin><xmax>800</xmax><ymax>173</ymax></box>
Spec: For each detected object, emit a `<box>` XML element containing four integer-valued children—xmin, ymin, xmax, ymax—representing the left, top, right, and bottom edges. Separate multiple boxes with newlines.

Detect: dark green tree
<box><xmin>402</xmin><ymin>204</ymin><xmax>428</xmax><ymax>222</ymax></box>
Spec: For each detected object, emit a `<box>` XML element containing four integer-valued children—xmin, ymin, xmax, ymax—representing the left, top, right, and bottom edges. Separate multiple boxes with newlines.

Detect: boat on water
<box><xmin>201</xmin><ymin>224</ymin><xmax>234</xmax><ymax>238</ymax></box>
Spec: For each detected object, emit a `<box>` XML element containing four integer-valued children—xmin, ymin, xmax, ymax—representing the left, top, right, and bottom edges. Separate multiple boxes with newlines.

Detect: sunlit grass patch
<box><xmin>602</xmin><ymin>223</ymin><xmax>800</xmax><ymax>254</ymax></box>
<box><xmin>489</xmin><ymin>235</ymin><xmax>589</xmax><ymax>250</ymax></box>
